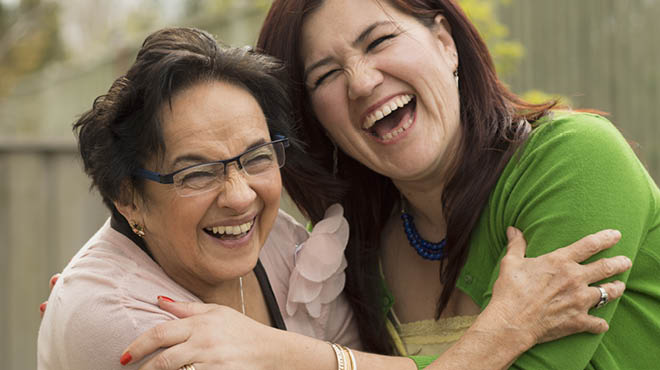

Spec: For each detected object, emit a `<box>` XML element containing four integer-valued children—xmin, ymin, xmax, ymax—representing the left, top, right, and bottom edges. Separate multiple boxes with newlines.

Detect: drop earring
<box><xmin>130</xmin><ymin>221</ymin><xmax>145</xmax><ymax>237</ymax></box>
<box><xmin>454</xmin><ymin>69</ymin><xmax>459</xmax><ymax>85</ymax></box>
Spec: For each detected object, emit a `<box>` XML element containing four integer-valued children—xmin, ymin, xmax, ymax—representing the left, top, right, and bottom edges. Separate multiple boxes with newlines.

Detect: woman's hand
<box><xmin>121</xmin><ymin>299</ymin><xmax>296</xmax><ymax>370</ymax></box>
<box><xmin>39</xmin><ymin>273</ymin><xmax>60</xmax><ymax>317</ymax></box>
<box><xmin>481</xmin><ymin>227</ymin><xmax>630</xmax><ymax>350</ymax></box>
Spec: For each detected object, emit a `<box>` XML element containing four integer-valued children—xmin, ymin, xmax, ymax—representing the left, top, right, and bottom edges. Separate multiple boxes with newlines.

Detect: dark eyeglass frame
<box><xmin>134</xmin><ymin>136</ymin><xmax>290</xmax><ymax>185</ymax></box>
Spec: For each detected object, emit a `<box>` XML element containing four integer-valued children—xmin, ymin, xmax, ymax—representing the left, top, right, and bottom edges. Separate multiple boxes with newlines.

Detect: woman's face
<box><xmin>300</xmin><ymin>0</ymin><xmax>461</xmax><ymax>183</ymax></box>
<box><xmin>130</xmin><ymin>81</ymin><xmax>281</xmax><ymax>297</ymax></box>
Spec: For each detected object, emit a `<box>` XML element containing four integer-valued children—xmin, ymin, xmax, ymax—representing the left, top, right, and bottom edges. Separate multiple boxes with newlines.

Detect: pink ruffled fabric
<box><xmin>286</xmin><ymin>204</ymin><xmax>349</xmax><ymax>318</ymax></box>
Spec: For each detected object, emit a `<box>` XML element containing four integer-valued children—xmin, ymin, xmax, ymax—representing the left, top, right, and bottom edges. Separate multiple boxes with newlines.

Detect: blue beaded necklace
<box><xmin>400</xmin><ymin>196</ymin><xmax>447</xmax><ymax>260</ymax></box>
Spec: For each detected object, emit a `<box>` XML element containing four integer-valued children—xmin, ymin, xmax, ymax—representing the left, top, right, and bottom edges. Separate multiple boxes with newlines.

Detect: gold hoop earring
<box><xmin>130</xmin><ymin>221</ymin><xmax>145</xmax><ymax>237</ymax></box>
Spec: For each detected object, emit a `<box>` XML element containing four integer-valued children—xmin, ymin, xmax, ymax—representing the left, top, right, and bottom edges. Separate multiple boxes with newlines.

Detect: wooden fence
<box><xmin>500</xmin><ymin>0</ymin><xmax>660</xmax><ymax>181</ymax></box>
<box><xmin>0</xmin><ymin>139</ymin><xmax>108</xmax><ymax>369</ymax></box>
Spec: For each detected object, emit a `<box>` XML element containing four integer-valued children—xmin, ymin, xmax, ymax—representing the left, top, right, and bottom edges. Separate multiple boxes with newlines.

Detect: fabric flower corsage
<box><xmin>286</xmin><ymin>204</ymin><xmax>349</xmax><ymax>318</ymax></box>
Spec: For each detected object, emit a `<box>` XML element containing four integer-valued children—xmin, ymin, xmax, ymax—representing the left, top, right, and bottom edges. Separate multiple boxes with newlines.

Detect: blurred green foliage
<box><xmin>458</xmin><ymin>0</ymin><xmax>523</xmax><ymax>78</ymax></box>
<box><xmin>458</xmin><ymin>0</ymin><xmax>564</xmax><ymax>104</ymax></box>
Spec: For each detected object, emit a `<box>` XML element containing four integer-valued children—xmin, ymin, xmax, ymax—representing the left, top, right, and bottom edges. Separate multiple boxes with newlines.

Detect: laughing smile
<box><xmin>204</xmin><ymin>219</ymin><xmax>255</xmax><ymax>239</ymax></box>
<box><xmin>362</xmin><ymin>94</ymin><xmax>416</xmax><ymax>142</ymax></box>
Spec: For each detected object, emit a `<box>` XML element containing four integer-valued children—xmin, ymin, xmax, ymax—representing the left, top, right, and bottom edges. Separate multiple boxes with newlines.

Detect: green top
<box><xmin>409</xmin><ymin>112</ymin><xmax>660</xmax><ymax>369</ymax></box>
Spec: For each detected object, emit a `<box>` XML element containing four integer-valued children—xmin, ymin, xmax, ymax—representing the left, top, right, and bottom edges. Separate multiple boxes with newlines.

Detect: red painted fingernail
<box><xmin>50</xmin><ymin>275</ymin><xmax>59</xmax><ymax>286</ymax></box>
<box><xmin>158</xmin><ymin>295</ymin><xmax>175</xmax><ymax>303</ymax></box>
<box><xmin>39</xmin><ymin>302</ymin><xmax>46</xmax><ymax>313</ymax></box>
<box><xmin>120</xmin><ymin>351</ymin><xmax>132</xmax><ymax>365</ymax></box>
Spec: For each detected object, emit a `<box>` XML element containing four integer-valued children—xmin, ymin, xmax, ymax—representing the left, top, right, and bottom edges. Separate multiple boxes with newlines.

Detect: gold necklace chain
<box><xmin>239</xmin><ymin>276</ymin><xmax>246</xmax><ymax>315</ymax></box>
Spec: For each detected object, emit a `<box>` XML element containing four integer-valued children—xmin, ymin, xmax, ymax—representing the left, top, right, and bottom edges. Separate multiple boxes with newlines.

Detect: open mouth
<box><xmin>203</xmin><ymin>219</ymin><xmax>255</xmax><ymax>240</ymax></box>
<box><xmin>362</xmin><ymin>94</ymin><xmax>416</xmax><ymax>142</ymax></box>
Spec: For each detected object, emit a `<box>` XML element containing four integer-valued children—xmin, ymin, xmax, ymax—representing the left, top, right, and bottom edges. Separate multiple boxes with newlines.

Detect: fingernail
<box><xmin>120</xmin><ymin>351</ymin><xmax>132</xmax><ymax>366</ymax></box>
<box><xmin>50</xmin><ymin>275</ymin><xmax>59</xmax><ymax>287</ymax></box>
<box><xmin>39</xmin><ymin>302</ymin><xmax>46</xmax><ymax>313</ymax></box>
<box><xmin>622</xmin><ymin>256</ymin><xmax>632</xmax><ymax>268</ymax></box>
<box><xmin>158</xmin><ymin>295</ymin><xmax>175</xmax><ymax>303</ymax></box>
<box><xmin>506</xmin><ymin>226</ymin><xmax>516</xmax><ymax>240</ymax></box>
<box><xmin>609</xmin><ymin>229</ymin><xmax>621</xmax><ymax>239</ymax></box>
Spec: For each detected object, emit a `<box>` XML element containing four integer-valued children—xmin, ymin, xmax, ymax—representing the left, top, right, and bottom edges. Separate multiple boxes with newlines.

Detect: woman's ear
<box><xmin>113</xmin><ymin>180</ymin><xmax>145</xmax><ymax>227</ymax></box>
<box><xmin>432</xmin><ymin>13</ymin><xmax>458</xmax><ymax>70</ymax></box>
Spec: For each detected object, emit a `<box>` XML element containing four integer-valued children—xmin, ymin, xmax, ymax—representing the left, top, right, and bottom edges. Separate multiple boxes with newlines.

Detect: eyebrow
<box><xmin>171</xmin><ymin>138</ymin><xmax>268</xmax><ymax>168</ymax></box>
<box><xmin>303</xmin><ymin>21</ymin><xmax>391</xmax><ymax>82</ymax></box>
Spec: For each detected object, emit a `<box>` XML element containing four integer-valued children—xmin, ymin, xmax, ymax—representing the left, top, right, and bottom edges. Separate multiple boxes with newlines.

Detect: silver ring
<box><xmin>594</xmin><ymin>286</ymin><xmax>609</xmax><ymax>309</ymax></box>
<box><xmin>179</xmin><ymin>365</ymin><xmax>196</xmax><ymax>370</ymax></box>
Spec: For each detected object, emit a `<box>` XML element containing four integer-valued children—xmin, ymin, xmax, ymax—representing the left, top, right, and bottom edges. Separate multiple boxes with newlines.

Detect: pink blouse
<box><xmin>38</xmin><ymin>205</ymin><xmax>360</xmax><ymax>369</ymax></box>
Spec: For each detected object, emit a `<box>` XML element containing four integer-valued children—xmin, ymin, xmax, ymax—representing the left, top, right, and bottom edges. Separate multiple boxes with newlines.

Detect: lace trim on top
<box><xmin>393</xmin><ymin>311</ymin><xmax>477</xmax><ymax>356</ymax></box>
<box><xmin>398</xmin><ymin>315</ymin><xmax>477</xmax><ymax>344</ymax></box>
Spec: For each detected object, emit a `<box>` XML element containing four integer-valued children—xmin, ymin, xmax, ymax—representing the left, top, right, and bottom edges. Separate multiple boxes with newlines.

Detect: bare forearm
<box><xmin>426</xmin><ymin>308</ymin><xmax>533</xmax><ymax>370</ymax></box>
<box><xmin>278</xmin><ymin>329</ymin><xmax>416</xmax><ymax>370</ymax></box>
<box><xmin>278</xmin><ymin>307</ymin><xmax>529</xmax><ymax>370</ymax></box>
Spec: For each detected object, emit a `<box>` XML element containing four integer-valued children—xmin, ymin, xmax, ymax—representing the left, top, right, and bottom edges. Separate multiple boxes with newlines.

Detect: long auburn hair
<box><xmin>258</xmin><ymin>0</ymin><xmax>555</xmax><ymax>354</ymax></box>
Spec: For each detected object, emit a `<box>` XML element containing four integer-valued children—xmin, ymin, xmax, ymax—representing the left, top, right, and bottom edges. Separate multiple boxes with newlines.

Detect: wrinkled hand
<box><xmin>122</xmin><ymin>300</ymin><xmax>284</xmax><ymax>370</ymax></box>
<box><xmin>484</xmin><ymin>227</ymin><xmax>630</xmax><ymax>348</ymax></box>
<box><xmin>39</xmin><ymin>273</ymin><xmax>60</xmax><ymax>317</ymax></box>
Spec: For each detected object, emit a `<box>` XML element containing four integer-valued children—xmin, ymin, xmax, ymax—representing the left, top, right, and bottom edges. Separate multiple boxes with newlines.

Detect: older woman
<box><xmin>38</xmin><ymin>27</ymin><xmax>361</xmax><ymax>369</ymax></box>
<box><xmin>123</xmin><ymin>0</ymin><xmax>658</xmax><ymax>369</ymax></box>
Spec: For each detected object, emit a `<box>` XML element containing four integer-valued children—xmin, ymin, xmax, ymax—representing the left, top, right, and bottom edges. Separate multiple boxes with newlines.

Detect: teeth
<box><xmin>363</xmin><ymin>94</ymin><xmax>413</xmax><ymax>129</ymax></box>
<box><xmin>206</xmin><ymin>220</ymin><xmax>253</xmax><ymax>236</ymax></box>
<box><xmin>380</xmin><ymin>117</ymin><xmax>413</xmax><ymax>142</ymax></box>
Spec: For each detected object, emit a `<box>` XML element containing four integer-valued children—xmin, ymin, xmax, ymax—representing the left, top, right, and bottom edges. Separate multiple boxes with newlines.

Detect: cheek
<box><xmin>257</xmin><ymin>173</ymin><xmax>282</xmax><ymax>216</ymax></box>
<box><xmin>311</xmin><ymin>84</ymin><xmax>348</xmax><ymax>127</ymax></box>
<box><xmin>152</xmin><ymin>198</ymin><xmax>207</xmax><ymax>241</ymax></box>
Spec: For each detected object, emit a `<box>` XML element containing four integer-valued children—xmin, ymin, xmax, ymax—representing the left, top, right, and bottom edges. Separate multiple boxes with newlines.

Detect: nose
<box><xmin>216</xmin><ymin>164</ymin><xmax>257</xmax><ymax>213</ymax></box>
<box><xmin>346</xmin><ymin>58</ymin><xmax>383</xmax><ymax>100</ymax></box>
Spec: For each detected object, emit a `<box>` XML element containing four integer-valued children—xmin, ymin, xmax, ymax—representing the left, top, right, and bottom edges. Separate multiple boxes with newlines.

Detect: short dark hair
<box><xmin>74</xmin><ymin>27</ymin><xmax>300</xmax><ymax>216</ymax></box>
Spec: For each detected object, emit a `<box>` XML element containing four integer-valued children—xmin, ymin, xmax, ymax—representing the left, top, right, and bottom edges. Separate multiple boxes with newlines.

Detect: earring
<box><xmin>454</xmin><ymin>69</ymin><xmax>459</xmax><ymax>85</ymax></box>
<box><xmin>130</xmin><ymin>221</ymin><xmax>145</xmax><ymax>237</ymax></box>
<box><xmin>332</xmin><ymin>141</ymin><xmax>339</xmax><ymax>176</ymax></box>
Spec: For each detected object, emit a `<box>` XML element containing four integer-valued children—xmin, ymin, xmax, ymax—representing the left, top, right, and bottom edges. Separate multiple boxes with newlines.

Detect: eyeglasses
<box><xmin>134</xmin><ymin>137</ymin><xmax>289</xmax><ymax>197</ymax></box>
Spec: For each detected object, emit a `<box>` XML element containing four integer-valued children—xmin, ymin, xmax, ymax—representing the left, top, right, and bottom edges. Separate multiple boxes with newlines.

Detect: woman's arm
<box><xmin>121</xmin><ymin>227</ymin><xmax>629</xmax><ymax>370</ymax></box>
<box><xmin>468</xmin><ymin>113</ymin><xmax>658</xmax><ymax>369</ymax></box>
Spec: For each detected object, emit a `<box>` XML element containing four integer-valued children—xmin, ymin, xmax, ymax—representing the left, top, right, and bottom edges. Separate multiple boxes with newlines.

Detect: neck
<box><xmin>394</xmin><ymin>178</ymin><xmax>446</xmax><ymax>235</ymax></box>
<box><xmin>187</xmin><ymin>272</ymin><xmax>249</xmax><ymax>316</ymax></box>
<box><xmin>145</xmin><ymin>241</ymin><xmax>252</xmax><ymax>316</ymax></box>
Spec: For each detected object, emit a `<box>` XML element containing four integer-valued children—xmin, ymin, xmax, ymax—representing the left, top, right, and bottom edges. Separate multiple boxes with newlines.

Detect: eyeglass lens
<box><xmin>172</xmin><ymin>142</ymin><xmax>285</xmax><ymax>197</ymax></box>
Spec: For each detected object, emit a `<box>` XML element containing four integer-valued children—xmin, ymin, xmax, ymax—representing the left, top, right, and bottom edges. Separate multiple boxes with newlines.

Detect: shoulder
<box><xmin>259</xmin><ymin>209</ymin><xmax>310</xmax><ymax>282</ymax></box>
<box><xmin>38</xmin><ymin>220</ymin><xmax>198</xmax><ymax>369</ymax></box>
<box><xmin>523</xmin><ymin>112</ymin><xmax>633</xmax><ymax>164</ymax></box>
<box><xmin>498</xmin><ymin>111</ymin><xmax>651</xmax><ymax>192</ymax></box>
<box><xmin>262</xmin><ymin>209</ymin><xmax>310</xmax><ymax>257</ymax></box>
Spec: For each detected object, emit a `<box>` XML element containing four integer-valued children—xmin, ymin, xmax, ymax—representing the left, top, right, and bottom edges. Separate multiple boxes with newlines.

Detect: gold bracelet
<box><xmin>338</xmin><ymin>344</ymin><xmax>357</xmax><ymax>370</ymax></box>
<box><xmin>328</xmin><ymin>342</ymin><xmax>347</xmax><ymax>370</ymax></box>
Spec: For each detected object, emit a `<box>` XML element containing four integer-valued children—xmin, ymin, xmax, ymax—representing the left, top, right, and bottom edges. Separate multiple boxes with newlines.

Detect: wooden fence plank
<box><xmin>0</xmin><ymin>155</ymin><xmax>9</xmax><ymax>369</ymax></box>
<box><xmin>501</xmin><ymin>0</ymin><xmax>659</xmax><ymax>182</ymax></box>
<box><xmin>6</xmin><ymin>153</ymin><xmax>52</xmax><ymax>370</ymax></box>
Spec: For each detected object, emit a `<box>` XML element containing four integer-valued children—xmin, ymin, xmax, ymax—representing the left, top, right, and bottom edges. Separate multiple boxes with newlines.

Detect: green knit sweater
<box><xmin>414</xmin><ymin>112</ymin><xmax>660</xmax><ymax>369</ymax></box>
